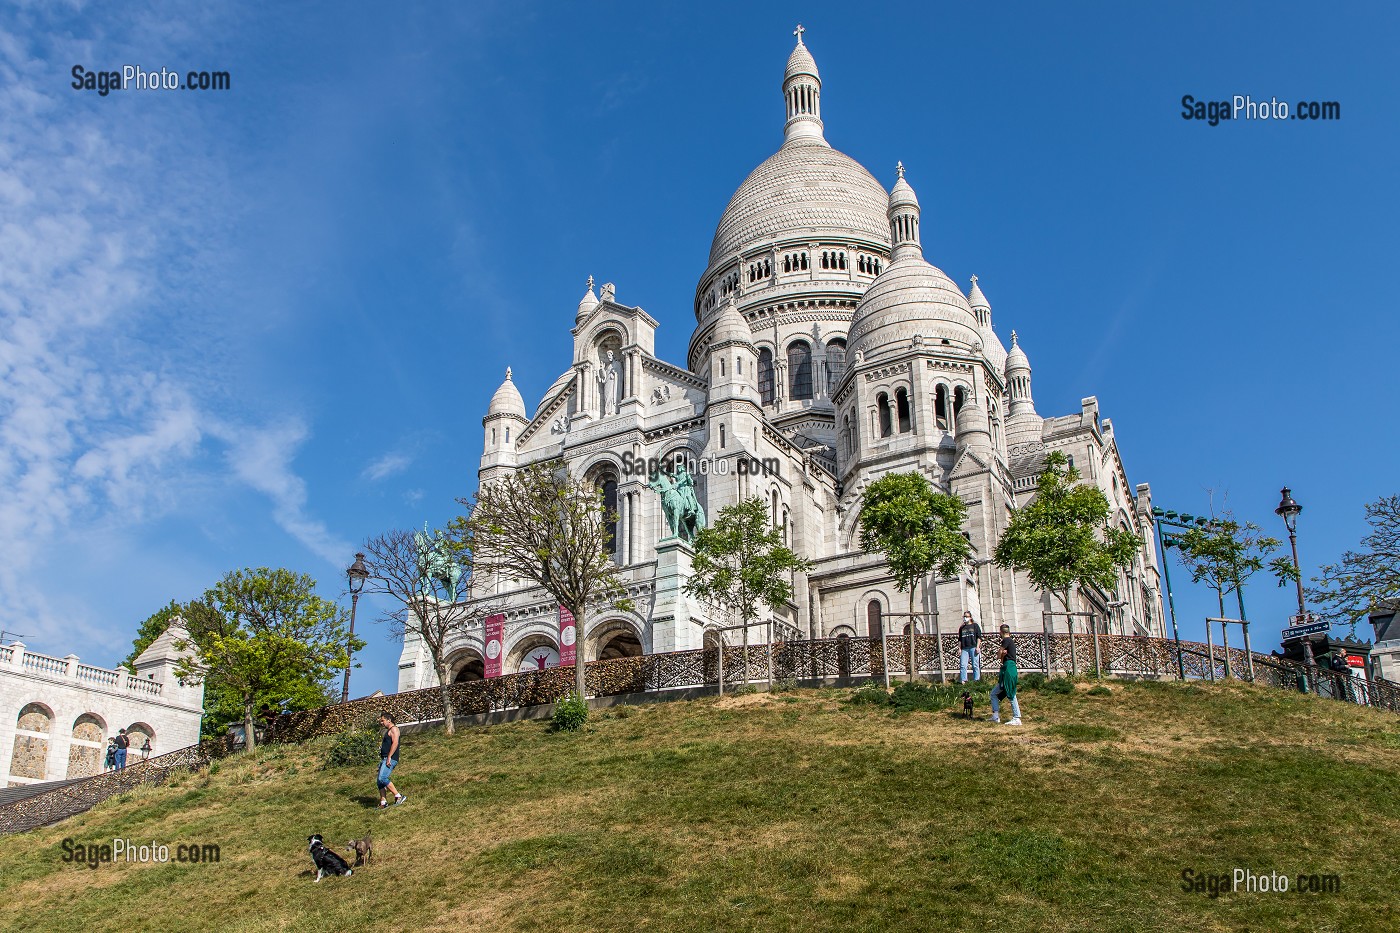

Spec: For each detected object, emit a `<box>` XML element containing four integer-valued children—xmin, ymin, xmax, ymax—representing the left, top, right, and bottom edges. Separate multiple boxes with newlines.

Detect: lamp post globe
<box><xmin>342</xmin><ymin>552</ymin><xmax>369</xmax><ymax>703</ymax></box>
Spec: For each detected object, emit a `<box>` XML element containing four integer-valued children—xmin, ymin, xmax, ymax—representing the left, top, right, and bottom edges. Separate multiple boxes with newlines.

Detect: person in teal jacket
<box><xmin>989</xmin><ymin>623</ymin><xmax>1021</xmax><ymax>725</ymax></box>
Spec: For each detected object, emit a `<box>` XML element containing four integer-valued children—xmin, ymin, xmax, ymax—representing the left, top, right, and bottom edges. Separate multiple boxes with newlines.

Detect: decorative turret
<box><xmin>783</xmin><ymin>25</ymin><xmax>825</xmax><ymax>146</ymax></box>
<box><xmin>482</xmin><ymin>367</ymin><xmax>529</xmax><ymax>470</ymax></box>
<box><xmin>1005</xmin><ymin>331</ymin><xmax>1036</xmax><ymax>418</ymax></box>
<box><xmin>968</xmin><ymin>275</ymin><xmax>990</xmax><ymax>326</ymax></box>
<box><xmin>968</xmin><ymin>275</ymin><xmax>1006</xmax><ymax>374</ymax></box>
<box><xmin>706</xmin><ymin>294</ymin><xmax>759</xmax><ymax>407</ymax></box>
<box><xmin>888</xmin><ymin>161</ymin><xmax>921</xmax><ymax>261</ymax></box>
<box><xmin>576</xmin><ymin>275</ymin><xmax>599</xmax><ymax>322</ymax></box>
<box><xmin>955</xmin><ymin>389</ymin><xmax>992</xmax><ymax>455</ymax></box>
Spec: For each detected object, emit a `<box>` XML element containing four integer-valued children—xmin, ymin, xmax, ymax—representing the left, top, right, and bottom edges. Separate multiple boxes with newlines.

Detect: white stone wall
<box><xmin>0</xmin><ymin>645</ymin><xmax>204</xmax><ymax>786</ymax></box>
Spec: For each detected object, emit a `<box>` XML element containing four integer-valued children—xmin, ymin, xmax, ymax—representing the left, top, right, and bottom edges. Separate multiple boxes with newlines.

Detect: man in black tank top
<box><xmin>377</xmin><ymin>712</ymin><xmax>406</xmax><ymax>808</ymax></box>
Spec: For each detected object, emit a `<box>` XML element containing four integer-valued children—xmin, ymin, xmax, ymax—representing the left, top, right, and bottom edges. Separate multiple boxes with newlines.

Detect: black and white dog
<box><xmin>307</xmin><ymin>834</ymin><xmax>353</xmax><ymax>882</ymax></box>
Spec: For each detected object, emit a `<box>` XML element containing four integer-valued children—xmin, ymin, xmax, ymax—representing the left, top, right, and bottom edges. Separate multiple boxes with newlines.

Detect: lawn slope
<box><xmin>1</xmin><ymin>679</ymin><xmax>1398</xmax><ymax>933</ymax></box>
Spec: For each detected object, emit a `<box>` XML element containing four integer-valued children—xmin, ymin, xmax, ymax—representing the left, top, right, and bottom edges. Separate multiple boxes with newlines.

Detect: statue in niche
<box><xmin>597</xmin><ymin>350</ymin><xmax>621</xmax><ymax>417</ymax></box>
<box><xmin>550</xmin><ymin>415</ymin><xmax>568</xmax><ymax>435</ymax></box>
<box><xmin>651</xmin><ymin>384</ymin><xmax>671</xmax><ymax>406</ymax></box>
<box><xmin>647</xmin><ymin>463</ymin><xmax>706</xmax><ymax>544</ymax></box>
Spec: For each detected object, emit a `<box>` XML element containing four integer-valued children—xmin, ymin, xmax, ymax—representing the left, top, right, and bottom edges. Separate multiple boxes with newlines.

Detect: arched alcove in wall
<box><xmin>67</xmin><ymin>712</ymin><xmax>106</xmax><ymax>778</ymax></box>
<box><xmin>10</xmin><ymin>702</ymin><xmax>53</xmax><ymax>782</ymax></box>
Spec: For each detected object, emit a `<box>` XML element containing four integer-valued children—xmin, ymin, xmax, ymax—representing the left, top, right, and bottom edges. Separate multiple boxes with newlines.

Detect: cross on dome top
<box><xmin>896</xmin><ymin>161</ymin><xmax>905</xmax><ymax>179</ymax></box>
<box><xmin>505</xmin><ymin>366</ymin><xmax>513</xmax><ymax>380</ymax></box>
<box><xmin>586</xmin><ymin>275</ymin><xmax>594</xmax><ymax>290</ymax></box>
<box><xmin>1010</xmin><ymin>330</ymin><xmax>1018</xmax><ymax>345</ymax></box>
<box><xmin>793</xmin><ymin>23</ymin><xmax>805</xmax><ymax>43</ymax></box>
<box><xmin>970</xmin><ymin>274</ymin><xmax>978</xmax><ymax>284</ymax></box>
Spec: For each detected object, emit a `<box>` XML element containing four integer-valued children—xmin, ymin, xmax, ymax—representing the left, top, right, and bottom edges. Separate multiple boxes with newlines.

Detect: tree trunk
<box><xmin>573</xmin><ymin>606</ymin><xmax>587</xmax><ymax>700</ymax></box>
<box><xmin>438</xmin><ymin>661</ymin><xmax>456</xmax><ymax>735</ymax></box>
<box><xmin>243</xmin><ymin>698</ymin><xmax>258</xmax><ymax>752</ymax></box>
<box><xmin>908</xmin><ymin>585</ymin><xmax>918</xmax><ymax>684</ymax></box>
<box><xmin>742</xmin><ymin>611</ymin><xmax>751</xmax><ymax>686</ymax></box>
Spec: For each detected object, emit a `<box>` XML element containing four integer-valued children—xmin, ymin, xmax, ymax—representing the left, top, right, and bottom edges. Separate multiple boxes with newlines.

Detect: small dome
<box><xmin>576</xmin><ymin>277</ymin><xmax>598</xmax><ymax>322</ymax></box>
<box><xmin>488</xmin><ymin>367</ymin><xmax>526</xmax><ymax>419</ymax></box>
<box><xmin>967</xmin><ymin>274</ymin><xmax>989</xmax><ymax>311</ymax></box>
<box><xmin>889</xmin><ymin>163</ymin><xmax>919</xmax><ymax>211</ymax></box>
<box><xmin>1005</xmin><ymin>330</ymin><xmax>1030</xmax><ymax>374</ymax></box>
<box><xmin>785</xmin><ymin>32</ymin><xmax>819</xmax><ymax>82</ymax></box>
<box><xmin>955</xmin><ymin>392</ymin><xmax>991</xmax><ymax>451</ymax></box>
<box><xmin>711</xmin><ymin>295</ymin><xmax>752</xmax><ymax>346</ymax></box>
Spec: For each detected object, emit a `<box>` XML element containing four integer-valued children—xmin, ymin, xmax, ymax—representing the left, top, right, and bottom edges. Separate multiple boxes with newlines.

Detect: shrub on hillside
<box><xmin>846</xmin><ymin>680</ymin><xmax>992</xmax><ymax>713</ymax></box>
<box><xmin>1041</xmin><ymin>676</ymin><xmax>1075</xmax><ymax>695</ymax></box>
<box><xmin>1087</xmin><ymin>685</ymin><xmax>1112</xmax><ymax>697</ymax></box>
<box><xmin>324</xmin><ymin>727</ymin><xmax>380</xmax><ymax>769</ymax></box>
<box><xmin>1019</xmin><ymin>672</ymin><xmax>1048</xmax><ymax>691</ymax></box>
<box><xmin>552</xmin><ymin>693</ymin><xmax>589</xmax><ymax>732</ymax></box>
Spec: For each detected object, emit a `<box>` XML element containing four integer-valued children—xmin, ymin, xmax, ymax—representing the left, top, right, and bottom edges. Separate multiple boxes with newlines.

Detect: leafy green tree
<box><xmin>993</xmin><ymin>451</ymin><xmax>1141</xmax><ymax>619</ymax></box>
<box><xmin>1309</xmin><ymin>494</ymin><xmax>1400</xmax><ymax>636</ymax></box>
<box><xmin>684</xmin><ymin>497</ymin><xmax>812</xmax><ymax>682</ymax></box>
<box><xmin>124</xmin><ymin>598</ymin><xmax>184</xmax><ymax>668</ymax></box>
<box><xmin>173</xmin><ymin>568</ymin><xmax>360</xmax><ymax>750</ymax></box>
<box><xmin>858</xmin><ymin>472</ymin><xmax>972</xmax><ymax>683</ymax></box>
<box><xmin>455</xmin><ymin>462</ymin><xmax>633</xmax><ymax>700</ymax></box>
<box><xmin>1169</xmin><ymin>512</ymin><xmax>1296</xmax><ymax>619</ymax></box>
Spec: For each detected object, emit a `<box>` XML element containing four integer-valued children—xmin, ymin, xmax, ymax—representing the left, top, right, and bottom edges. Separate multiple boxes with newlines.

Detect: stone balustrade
<box><xmin>3</xmin><ymin>643</ymin><xmax>163</xmax><ymax>698</ymax></box>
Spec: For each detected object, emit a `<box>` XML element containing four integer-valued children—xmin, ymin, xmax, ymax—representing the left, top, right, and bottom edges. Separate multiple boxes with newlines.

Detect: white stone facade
<box><xmin>398</xmin><ymin>32</ymin><xmax>1165</xmax><ymax>691</ymax></box>
<box><xmin>1</xmin><ymin>623</ymin><xmax>205</xmax><ymax>786</ymax></box>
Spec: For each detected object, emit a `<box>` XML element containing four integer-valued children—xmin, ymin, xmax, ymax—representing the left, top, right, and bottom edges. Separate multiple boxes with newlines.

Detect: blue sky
<box><xmin>2</xmin><ymin>1</ymin><xmax>1396</xmax><ymax>695</ymax></box>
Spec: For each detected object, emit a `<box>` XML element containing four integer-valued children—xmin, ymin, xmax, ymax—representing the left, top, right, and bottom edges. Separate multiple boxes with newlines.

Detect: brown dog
<box><xmin>345</xmin><ymin>830</ymin><xmax>373</xmax><ymax>867</ymax></box>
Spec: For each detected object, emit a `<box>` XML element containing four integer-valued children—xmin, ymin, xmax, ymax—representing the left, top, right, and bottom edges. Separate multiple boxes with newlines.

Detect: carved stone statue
<box><xmin>651</xmin><ymin>383</ymin><xmax>671</xmax><ymax>406</ymax></box>
<box><xmin>414</xmin><ymin>523</ymin><xmax>462</xmax><ymax>602</ymax></box>
<box><xmin>550</xmin><ymin>415</ymin><xmax>568</xmax><ymax>435</ymax></box>
<box><xmin>647</xmin><ymin>465</ymin><xmax>706</xmax><ymax>544</ymax></box>
<box><xmin>597</xmin><ymin>350</ymin><xmax>621</xmax><ymax>417</ymax></box>
<box><xmin>599</xmin><ymin>282</ymin><xmax>616</xmax><ymax>303</ymax></box>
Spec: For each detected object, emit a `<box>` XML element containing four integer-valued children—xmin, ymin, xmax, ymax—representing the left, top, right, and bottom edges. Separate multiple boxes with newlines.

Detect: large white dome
<box><xmin>706</xmin><ymin>138</ymin><xmax>890</xmax><ymax>271</ymax></box>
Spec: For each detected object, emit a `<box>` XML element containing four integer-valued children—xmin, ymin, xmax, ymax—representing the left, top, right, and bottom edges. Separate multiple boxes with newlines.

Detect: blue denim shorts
<box><xmin>377</xmin><ymin>758</ymin><xmax>397</xmax><ymax>787</ymax></box>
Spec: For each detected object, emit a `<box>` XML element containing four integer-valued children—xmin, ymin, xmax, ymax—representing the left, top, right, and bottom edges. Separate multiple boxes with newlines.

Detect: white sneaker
<box><xmin>1006</xmin><ymin>718</ymin><xmax>1022</xmax><ymax>726</ymax></box>
<box><xmin>988</xmin><ymin>716</ymin><xmax>1000</xmax><ymax>723</ymax></box>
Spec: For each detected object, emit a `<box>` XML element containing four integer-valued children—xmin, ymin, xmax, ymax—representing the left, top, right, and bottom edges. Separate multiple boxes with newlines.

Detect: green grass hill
<box><xmin>2</xmin><ymin>678</ymin><xmax>1398</xmax><ymax>932</ymax></box>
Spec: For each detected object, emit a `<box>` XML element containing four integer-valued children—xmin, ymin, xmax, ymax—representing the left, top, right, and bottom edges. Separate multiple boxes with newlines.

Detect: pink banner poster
<box><xmin>484</xmin><ymin>613</ymin><xmax>506</xmax><ymax>678</ymax></box>
<box><xmin>559</xmin><ymin>606</ymin><xmax>577</xmax><ymax>667</ymax></box>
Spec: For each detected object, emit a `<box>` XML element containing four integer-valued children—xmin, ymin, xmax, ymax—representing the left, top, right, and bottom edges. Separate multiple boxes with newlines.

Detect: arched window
<box><xmin>877</xmin><ymin>392</ymin><xmax>892</xmax><ymax>438</ymax></box>
<box><xmin>896</xmin><ymin>387</ymin><xmax>912</xmax><ymax>433</ymax></box>
<box><xmin>599</xmin><ymin>475</ymin><xmax>619</xmax><ymax>560</ymax></box>
<box><xmin>867</xmin><ymin>601</ymin><xmax>883</xmax><ymax>638</ymax></box>
<box><xmin>935</xmin><ymin>385</ymin><xmax>949</xmax><ymax>430</ymax></box>
<box><xmin>770</xmin><ymin>489</ymin><xmax>779</xmax><ymax>529</ymax></box>
<box><xmin>954</xmin><ymin>386</ymin><xmax>967</xmax><ymax>419</ymax></box>
<box><xmin>782</xmin><ymin>506</ymin><xmax>790</xmax><ymax>546</ymax></box>
<box><xmin>757</xmin><ymin>348</ymin><xmax>775</xmax><ymax>405</ymax></box>
<box><xmin>719</xmin><ymin>357</ymin><xmax>726</xmax><ymax>377</ymax></box>
<box><xmin>788</xmin><ymin>341</ymin><xmax>813</xmax><ymax>400</ymax></box>
<box><xmin>719</xmin><ymin>424</ymin><xmax>727</xmax><ymax>449</ymax></box>
<box><xmin>825</xmin><ymin>338</ymin><xmax>846</xmax><ymax>393</ymax></box>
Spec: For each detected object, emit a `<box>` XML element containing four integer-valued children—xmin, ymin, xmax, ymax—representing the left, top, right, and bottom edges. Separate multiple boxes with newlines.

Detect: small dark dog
<box><xmin>962</xmin><ymin>692</ymin><xmax>975</xmax><ymax>719</ymax></box>
<box><xmin>307</xmin><ymin>834</ymin><xmax>353</xmax><ymax>882</ymax></box>
<box><xmin>345</xmin><ymin>829</ymin><xmax>373</xmax><ymax>867</ymax></box>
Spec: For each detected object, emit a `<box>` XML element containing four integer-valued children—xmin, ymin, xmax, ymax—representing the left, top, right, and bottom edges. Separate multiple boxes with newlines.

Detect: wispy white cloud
<box><xmin>0</xmin><ymin>8</ymin><xmax>342</xmax><ymax>650</ymax></box>
<box><xmin>363</xmin><ymin>451</ymin><xmax>411</xmax><ymax>482</ymax></box>
<box><xmin>212</xmin><ymin>419</ymin><xmax>352</xmax><ymax>569</ymax></box>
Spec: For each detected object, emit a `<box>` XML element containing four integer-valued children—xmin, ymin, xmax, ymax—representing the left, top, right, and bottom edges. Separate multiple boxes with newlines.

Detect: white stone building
<box><xmin>398</xmin><ymin>31</ymin><xmax>1165</xmax><ymax>691</ymax></box>
<box><xmin>1</xmin><ymin>624</ymin><xmax>205</xmax><ymax>786</ymax></box>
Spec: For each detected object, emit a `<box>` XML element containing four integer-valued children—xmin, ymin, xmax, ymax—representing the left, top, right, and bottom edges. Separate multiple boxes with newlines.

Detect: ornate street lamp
<box><xmin>1274</xmin><ymin>487</ymin><xmax>1316</xmax><ymax>673</ymax></box>
<box><xmin>342</xmin><ymin>552</ymin><xmax>370</xmax><ymax>703</ymax></box>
